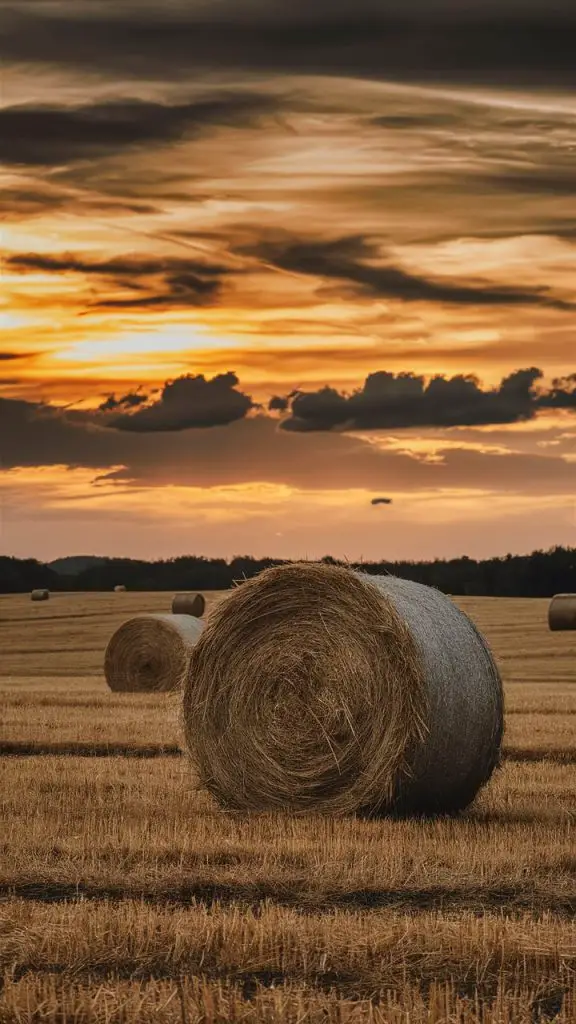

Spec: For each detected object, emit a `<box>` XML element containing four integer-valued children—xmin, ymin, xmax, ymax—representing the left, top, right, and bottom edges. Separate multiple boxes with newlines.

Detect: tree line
<box><xmin>0</xmin><ymin>547</ymin><xmax>575</xmax><ymax>597</ymax></box>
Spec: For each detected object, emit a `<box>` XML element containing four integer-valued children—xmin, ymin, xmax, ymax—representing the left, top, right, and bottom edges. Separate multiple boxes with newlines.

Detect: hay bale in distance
<box><xmin>549</xmin><ymin>594</ymin><xmax>576</xmax><ymax>631</ymax></box>
<box><xmin>114</xmin><ymin>584</ymin><xmax>127</xmax><ymax>593</ymax></box>
<box><xmin>172</xmin><ymin>593</ymin><xmax>205</xmax><ymax>617</ymax></box>
<box><xmin>31</xmin><ymin>589</ymin><xmax>50</xmax><ymax>602</ymax></box>
<box><xmin>183</xmin><ymin>562</ymin><xmax>503</xmax><ymax>816</ymax></box>
<box><xmin>105</xmin><ymin>614</ymin><xmax>204</xmax><ymax>693</ymax></box>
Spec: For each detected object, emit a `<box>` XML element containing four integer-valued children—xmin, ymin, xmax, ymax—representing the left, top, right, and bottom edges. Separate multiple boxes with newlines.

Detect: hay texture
<box><xmin>105</xmin><ymin>614</ymin><xmax>204</xmax><ymax>693</ymax></box>
<box><xmin>183</xmin><ymin>563</ymin><xmax>503</xmax><ymax>816</ymax></box>
<box><xmin>172</xmin><ymin>592</ymin><xmax>206</xmax><ymax>617</ymax></box>
<box><xmin>31</xmin><ymin>589</ymin><xmax>50</xmax><ymax>602</ymax></box>
<box><xmin>549</xmin><ymin>594</ymin><xmax>576</xmax><ymax>631</ymax></box>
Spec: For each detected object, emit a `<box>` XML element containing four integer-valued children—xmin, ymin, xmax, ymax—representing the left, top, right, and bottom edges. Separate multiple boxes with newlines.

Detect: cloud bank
<box><xmin>281</xmin><ymin>368</ymin><xmax>576</xmax><ymax>431</ymax></box>
<box><xmin>2</xmin><ymin>2</ymin><xmax>575</xmax><ymax>88</ymax></box>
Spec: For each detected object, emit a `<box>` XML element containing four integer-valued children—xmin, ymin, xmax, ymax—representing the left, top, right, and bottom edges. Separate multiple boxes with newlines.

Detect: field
<box><xmin>0</xmin><ymin>591</ymin><xmax>575</xmax><ymax>1022</ymax></box>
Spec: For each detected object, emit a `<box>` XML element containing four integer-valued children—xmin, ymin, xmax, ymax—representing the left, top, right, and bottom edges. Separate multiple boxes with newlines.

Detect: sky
<box><xmin>1</xmin><ymin>0</ymin><xmax>575</xmax><ymax>562</ymax></box>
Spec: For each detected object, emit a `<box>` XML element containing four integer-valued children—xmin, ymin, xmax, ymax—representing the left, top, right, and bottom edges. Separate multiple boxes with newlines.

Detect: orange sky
<box><xmin>1</xmin><ymin>1</ymin><xmax>575</xmax><ymax>561</ymax></box>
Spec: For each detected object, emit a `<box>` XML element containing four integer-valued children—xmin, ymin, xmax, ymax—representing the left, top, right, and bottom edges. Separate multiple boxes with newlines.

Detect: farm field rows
<box><xmin>0</xmin><ymin>592</ymin><xmax>575</xmax><ymax>1022</ymax></box>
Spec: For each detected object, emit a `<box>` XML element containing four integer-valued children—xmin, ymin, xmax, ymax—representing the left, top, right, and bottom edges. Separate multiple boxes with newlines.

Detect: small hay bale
<box><xmin>172</xmin><ymin>592</ymin><xmax>205</xmax><ymax>617</ymax></box>
<box><xmin>105</xmin><ymin>614</ymin><xmax>204</xmax><ymax>693</ymax></box>
<box><xmin>183</xmin><ymin>562</ymin><xmax>503</xmax><ymax>816</ymax></box>
<box><xmin>114</xmin><ymin>584</ymin><xmax>127</xmax><ymax>593</ymax></box>
<box><xmin>548</xmin><ymin>594</ymin><xmax>576</xmax><ymax>631</ymax></box>
<box><xmin>31</xmin><ymin>589</ymin><xmax>50</xmax><ymax>602</ymax></box>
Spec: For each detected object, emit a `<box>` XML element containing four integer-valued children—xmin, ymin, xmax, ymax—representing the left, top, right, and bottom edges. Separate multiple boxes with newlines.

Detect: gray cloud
<box><xmin>110</xmin><ymin>372</ymin><xmax>255</xmax><ymax>431</ymax></box>
<box><xmin>239</xmin><ymin>235</ymin><xmax>575</xmax><ymax>310</ymax></box>
<box><xmin>281</xmin><ymin>367</ymin><xmax>576</xmax><ymax>432</ymax></box>
<box><xmin>0</xmin><ymin>93</ymin><xmax>284</xmax><ymax>167</ymax></box>
<box><xmin>1</xmin><ymin>3</ymin><xmax>574</xmax><ymax>89</ymax></box>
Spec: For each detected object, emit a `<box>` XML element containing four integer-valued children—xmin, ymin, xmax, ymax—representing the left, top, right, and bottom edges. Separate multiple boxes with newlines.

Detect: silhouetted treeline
<box><xmin>0</xmin><ymin>547</ymin><xmax>575</xmax><ymax>597</ymax></box>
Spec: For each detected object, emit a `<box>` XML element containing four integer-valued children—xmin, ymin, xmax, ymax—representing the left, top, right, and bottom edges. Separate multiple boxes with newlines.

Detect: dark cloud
<box><xmin>1</xmin><ymin>4</ymin><xmax>574</xmax><ymax>88</ymax></box>
<box><xmin>538</xmin><ymin>374</ymin><xmax>576</xmax><ymax>409</ymax></box>
<box><xmin>1</xmin><ymin>187</ymin><xmax>72</xmax><ymax>220</ymax></box>
<box><xmin>268</xmin><ymin>395</ymin><xmax>290</xmax><ymax>412</ymax></box>
<box><xmin>91</xmin><ymin>282</ymin><xmax>219</xmax><ymax>311</ymax></box>
<box><xmin>1</xmin><ymin>392</ymin><xmax>574</xmax><ymax>499</ymax></box>
<box><xmin>111</xmin><ymin>372</ymin><xmax>255</xmax><ymax>432</ymax></box>
<box><xmin>370</xmin><ymin>114</ymin><xmax>460</xmax><ymax>129</ymax></box>
<box><xmin>0</xmin><ymin>94</ymin><xmax>284</xmax><ymax>167</ymax></box>
<box><xmin>282</xmin><ymin>367</ymin><xmax>576</xmax><ymax>432</ymax></box>
<box><xmin>4</xmin><ymin>364</ymin><xmax>573</xmax><ymax>456</ymax></box>
<box><xmin>0</xmin><ymin>185</ymin><xmax>159</xmax><ymax>220</ymax></box>
<box><xmin>98</xmin><ymin>391</ymin><xmax>149</xmax><ymax>413</ymax></box>
<box><xmin>7</xmin><ymin>250</ymin><xmax>236</xmax><ymax>311</ymax></box>
<box><xmin>240</xmin><ymin>235</ymin><xmax>574</xmax><ymax>310</ymax></box>
<box><xmin>0</xmin><ymin>397</ymin><xmax>120</xmax><ymax>471</ymax></box>
<box><xmin>493</xmin><ymin>170</ymin><xmax>576</xmax><ymax>197</ymax></box>
<box><xmin>7</xmin><ymin>253</ymin><xmax>231</xmax><ymax>278</ymax></box>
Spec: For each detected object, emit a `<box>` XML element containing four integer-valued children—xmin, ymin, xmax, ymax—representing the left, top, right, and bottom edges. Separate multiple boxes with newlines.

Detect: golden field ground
<box><xmin>0</xmin><ymin>591</ymin><xmax>575</xmax><ymax>1022</ymax></box>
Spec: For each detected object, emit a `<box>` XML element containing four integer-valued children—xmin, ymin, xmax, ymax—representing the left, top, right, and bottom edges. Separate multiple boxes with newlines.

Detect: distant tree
<box><xmin>1</xmin><ymin>548</ymin><xmax>574</xmax><ymax>597</ymax></box>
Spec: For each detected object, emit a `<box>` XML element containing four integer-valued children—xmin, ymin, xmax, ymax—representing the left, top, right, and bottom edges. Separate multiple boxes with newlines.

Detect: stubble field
<box><xmin>0</xmin><ymin>591</ymin><xmax>575</xmax><ymax>1022</ymax></box>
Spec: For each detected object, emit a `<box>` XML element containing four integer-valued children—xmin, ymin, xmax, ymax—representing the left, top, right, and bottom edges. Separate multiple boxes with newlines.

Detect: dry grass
<box><xmin>457</xmin><ymin>597</ymin><xmax>576</xmax><ymax>685</ymax></box>
<box><xmin>2</xmin><ymin>683</ymin><xmax>574</xmax><ymax>762</ymax></box>
<box><xmin>0</xmin><ymin>592</ymin><xmax>221</xmax><ymax>677</ymax></box>
<box><xmin>0</xmin><ymin>592</ymin><xmax>575</xmax><ymax>1022</ymax></box>
<box><xmin>1</xmin><ymin>758</ymin><xmax>574</xmax><ymax>913</ymax></box>
<box><xmin>1</xmin><ymin>591</ymin><xmax>574</xmax><ymax>681</ymax></box>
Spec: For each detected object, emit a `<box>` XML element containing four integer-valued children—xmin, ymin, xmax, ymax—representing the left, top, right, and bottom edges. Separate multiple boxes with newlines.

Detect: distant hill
<box><xmin>47</xmin><ymin>555</ymin><xmax>110</xmax><ymax>576</ymax></box>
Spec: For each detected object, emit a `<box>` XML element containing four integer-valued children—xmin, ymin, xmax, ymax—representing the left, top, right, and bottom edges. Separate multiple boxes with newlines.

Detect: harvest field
<box><xmin>0</xmin><ymin>591</ymin><xmax>575</xmax><ymax>1022</ymax></box>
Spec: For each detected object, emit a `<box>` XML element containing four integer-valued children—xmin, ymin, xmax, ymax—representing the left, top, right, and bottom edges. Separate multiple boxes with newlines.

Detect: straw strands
<box><xmin>172</xmin><ymin>593</ymin><xmax>205</xmax><ymax>617</ymax></box>
<box><xmin>105</xmin><ymin>614</ymin><xmax>204</xmax><ymax>693</ymax></box>
<box><xmin>30</xmin><ymin>589</ymin><xmax>50</xmax><ymax>602</ymax></box>
<box><xmin>549</xmin><ymin>594</ymin><xmax>576</xmax><ymax>631</ymax></box>
<box><xmin>183</xmin><ymin>562</ymin><xmax>503</xmax><ymax>816</ymax></box>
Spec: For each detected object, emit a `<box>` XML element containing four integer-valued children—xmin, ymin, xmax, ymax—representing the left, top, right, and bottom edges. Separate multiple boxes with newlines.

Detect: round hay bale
<box><xmin>31</xmin><ymin>589</ymin><xmax>50</xmax><ymax>602</ymax></box>
<box><xmin>172</xmin><ymin>592</ymin><xmax>205</xmax><ymax>617</ymax></box>
<box><xmin>114</xmin><ymin>584</ymin><xmax>127</xmax><ymax>593</ymax></box>
<box><xmin>548</xmin><ymin>594</ymin><xmax>576</xmax><ymax>631</ymax></box>
<box><xmin>105</xmin><ymin>614</ymin><xmax>204</xmax><ymax>693</ymax></box>
<box><xmin>183</xmin><ymin>562</ymin><xmax>503</xmax><ymax>816</ymax></box>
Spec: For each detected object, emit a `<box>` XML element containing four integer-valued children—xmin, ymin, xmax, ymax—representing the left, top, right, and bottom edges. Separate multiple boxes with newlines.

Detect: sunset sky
<box><xmin>1</xmin><ymin>0</ymin><xmax>575</xmax><ymax>562</ymax></box>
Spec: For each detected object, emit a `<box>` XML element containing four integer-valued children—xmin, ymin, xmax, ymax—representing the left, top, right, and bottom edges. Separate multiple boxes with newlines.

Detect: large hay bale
<box><xmin>549</xmin><ymin>594</ymin><xmax>576</xmax><ymax>631</ymax></box>
<box><xmin>105</xmin><ymin>614</ymin><xmax>204</xmax><ymax>693</ymax></box>
<box><xmin>172</xmin><ymin>592</ymin><xmax>205</xmax><ymax>617</ymax></box>
<box><xmin>31</xmin><ymin>589</ymin><xmax>50</xmax><ymax>602</ymax></box>
<box><xmin>183</xmin><ymin>562</ymin><xmax>503</xmax><ymax>816</ymax></box>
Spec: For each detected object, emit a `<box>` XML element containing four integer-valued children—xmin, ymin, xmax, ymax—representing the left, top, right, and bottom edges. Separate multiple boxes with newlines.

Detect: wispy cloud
<box><xmin>240</xmin><ymin>234</ymin><xmax>575</xmax><ymax>310</ymax></box>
